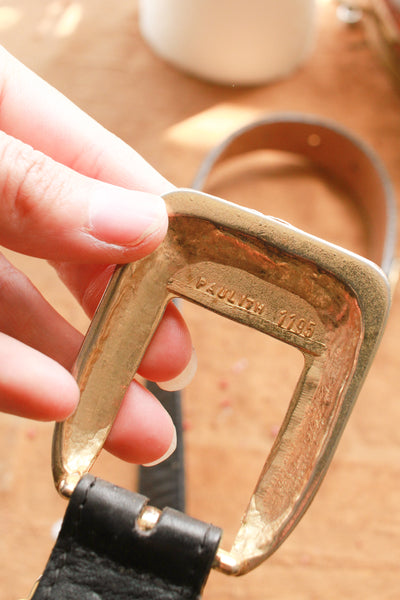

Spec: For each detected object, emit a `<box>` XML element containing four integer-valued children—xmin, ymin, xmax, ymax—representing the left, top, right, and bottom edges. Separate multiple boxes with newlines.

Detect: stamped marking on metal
<box><xmin>276</xmin><ymin>309</ymin><xmax>316</xmax><ymax>339</ymax></box>
<box><xmin>195</xmin><ymin>276</ymin><xmax>265</xmax><ymax>315</ymax></box>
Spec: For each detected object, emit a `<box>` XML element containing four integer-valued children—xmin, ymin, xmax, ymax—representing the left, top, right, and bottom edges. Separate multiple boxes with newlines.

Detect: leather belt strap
<box><xmin>192</xmin><ymin>113</ymin><xmax>397</xmax><ymax>275</ymax></box>
<box><xmin>32</xmin><ymin>475</ymin><xmax>221</xmax><ymax>600</ymax></box>
<box><xmin>139</xmin><ymin>383</ymin><xmax>185</xmax><ymax>511</ymax></box>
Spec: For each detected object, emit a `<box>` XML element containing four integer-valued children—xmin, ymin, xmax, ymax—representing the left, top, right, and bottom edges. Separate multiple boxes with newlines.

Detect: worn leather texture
<box><xmin>32</xmin><ymin>475</ymin><xmax>222</xmax><ymax>600</ymax></box>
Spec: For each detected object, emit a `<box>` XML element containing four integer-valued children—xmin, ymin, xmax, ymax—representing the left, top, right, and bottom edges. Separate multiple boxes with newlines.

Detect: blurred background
<box><xmin>1</xmin><ymin>1</ymin><xmax>400</xmax><ymax>598</ymax></box>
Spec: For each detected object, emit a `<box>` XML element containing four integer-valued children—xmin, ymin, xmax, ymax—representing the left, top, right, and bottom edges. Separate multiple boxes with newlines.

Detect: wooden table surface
<box><xmin>1</xmin><ymin>2</ymin><xmax>400</xmax><ymax>599</ymax></box>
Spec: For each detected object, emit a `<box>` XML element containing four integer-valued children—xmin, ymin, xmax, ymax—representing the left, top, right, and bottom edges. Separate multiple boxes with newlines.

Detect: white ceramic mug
<box><xmin>138</xmin><ymin>0</ymin><xmax>316</xmax><ymax>86</ymax></box>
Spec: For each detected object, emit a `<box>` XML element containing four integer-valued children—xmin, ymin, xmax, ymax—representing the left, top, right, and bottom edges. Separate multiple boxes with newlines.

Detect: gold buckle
<box><xmin>52</xmin><ymin>188</ymin><xmax>390</xmax><ymax>575</ymax></box>
<box><xmin>18</xmin><ymin>577</ymin><xmax>40</xmax><ymax>600</ymax></box>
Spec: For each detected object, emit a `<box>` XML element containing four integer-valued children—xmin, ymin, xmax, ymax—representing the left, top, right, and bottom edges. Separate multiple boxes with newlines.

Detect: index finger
<box><xmin>0</xmin><ymin>47</ymin><xmax>194</xmax><ymax>384</ymax></box>
<box><xmin>0</xmin><ymin>46</ymin><xmax>172</xmax><ymax>193</ymax></box>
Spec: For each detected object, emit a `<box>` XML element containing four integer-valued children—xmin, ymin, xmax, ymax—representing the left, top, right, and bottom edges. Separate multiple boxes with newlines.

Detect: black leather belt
<box><xmin>31</xmin><ymin>475</ymin><xmax>221</xmax><ymax>600</ymax></box>
<box><xmin>28</xmin><ymin>114</ymin><xmax>396</xmax><ymax>600</ymax></box>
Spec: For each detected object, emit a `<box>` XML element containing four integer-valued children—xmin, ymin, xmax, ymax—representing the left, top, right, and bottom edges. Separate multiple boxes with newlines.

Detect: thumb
<box><xmin>0</xmin><ymin>131</ymin><xmax>168</xmax><ymax>262</ymax></box>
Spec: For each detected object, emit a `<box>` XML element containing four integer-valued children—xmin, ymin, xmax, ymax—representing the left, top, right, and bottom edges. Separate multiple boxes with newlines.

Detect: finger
<box><xmin>0</xmin><ymin>255</ymin><xmax>178</xmax><ymax>462</ymax></box>
<box><xmin>0</xmin><ymin>331</ymin><xmax>176</xmax><ymax>466</ymax></box>
<box><xmin>105</xmin><ymin>380</ymin><xmax>177</xmax><ymax>465</ymax></box>
<box><xmin>0</xmin><ymin>50</ymin><xmax>195</xmax><ymax>404</ymax></box>
<box><xmin>140</xmin><ymin>302</ymin><xmax>193</xmax><ymax>382</ymax></box>
<box><xmin>0</xmin><ymin>253</ymin><xmax>82</xmax><ymax>370</ymax></box>
<box><xmin>156</xmin><ymin>348</ymin><xmax>198</xmax><ymax>392</ymax></box>
<box><xmin>0</xmin><ymin>255</ymin><xmax>193</xmax><ymax>385</ymax></box>
<box><xmin>0</xmin><ymin>47</ymin><xmax>173</xmax><ymax>193</ymax></box>
<box><xmin>0</xmin><ymin>332</ymin><xmax>79</xmax><ymax>421</ymax></box>
<box><xmin>50</xmin><ymin>262</ymin><xmax>118</xmax><ymax>317</ymax></box>
<box><xmin>0</xmin><ymin>50</ymin><xmax>189</xmax><ymax>373</ymax></box>
<box><xmin>0</xmin><ymin>131</ymin><xmax>168</xmax><ymax>262</ymax></box>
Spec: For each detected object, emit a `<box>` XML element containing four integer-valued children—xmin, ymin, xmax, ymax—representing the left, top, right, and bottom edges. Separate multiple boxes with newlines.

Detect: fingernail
<box><xmin>142</xmin><ymin>427</ymin><xmax>177</xmax><ymax>467</ymax></box>
<box><xmin>89</xmin><ymin>186</ymin><xmax>167</xmax><ymax>246</ymax></box>
<box><xmin>157</xmin><ymin>348</ymin><xmax>197</xmax><ymax>392</ymax></box>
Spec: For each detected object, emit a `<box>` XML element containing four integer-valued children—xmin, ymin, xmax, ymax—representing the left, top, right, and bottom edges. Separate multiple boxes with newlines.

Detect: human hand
<box><xmin>0</xmin><ymin>47</ymin><xmax>194</xmax><ymax>466</ymax></box>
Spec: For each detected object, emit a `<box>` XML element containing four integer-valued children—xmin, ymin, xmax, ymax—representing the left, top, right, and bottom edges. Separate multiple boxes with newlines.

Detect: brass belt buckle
<box><xmin>52</xmin><ymin>187</ymin><xmax>390</xmax><ymax>575</ymax></box>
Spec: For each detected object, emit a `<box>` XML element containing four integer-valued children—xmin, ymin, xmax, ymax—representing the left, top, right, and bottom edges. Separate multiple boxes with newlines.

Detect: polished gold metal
<box><xmin>136</xmin><ymin>505</ymin><xmax>162</xmax><ymax>531</ymax></box>
<box><xmin>52</xmin><ymin>189</ymin><xmax>390</xmax><ymax>575</ymax></box>
<box><xmin>19</xmin><ymin>576</ymin><xmax>41</xmax><ymax>600</ymax></box>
